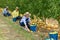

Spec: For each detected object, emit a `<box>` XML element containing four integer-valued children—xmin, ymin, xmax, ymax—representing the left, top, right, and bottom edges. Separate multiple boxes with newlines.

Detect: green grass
<box><xmin>0</xmin><ymin>15</ymin><xmax>36</xmax><ymax>40</ymax></box>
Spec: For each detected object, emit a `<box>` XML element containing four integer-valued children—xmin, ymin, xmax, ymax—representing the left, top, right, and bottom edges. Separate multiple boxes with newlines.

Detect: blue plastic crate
<box><xmin>49</xmin><ymin>32</ymin><xmax>58</xmax><ymax>40</ymax></box>
<box><xmin>30</xmin><ymin>25</ymin><xmax>37</xmax><ymax>32</ymax></box>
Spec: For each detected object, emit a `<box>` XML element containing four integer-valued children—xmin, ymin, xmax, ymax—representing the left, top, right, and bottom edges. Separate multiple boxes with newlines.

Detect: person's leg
<box><xmin>3</xmin><ymin>13</ymin><xmax>7</xmax><ymax>17</ymax></box>
<box><xmin>16</xmin><ymin>16</ymin><xmax>19</xmax><ymax>20</ymax></box>
<box><xmin>20</xmin><ymin>22</ymin><xmax>25</xmax><ymax>27</ymax></box>
<box><xmin>16</xmin><ymin>16</ymin><xmax>22</xmax><ymax>21</ymax></box>
<box><xmin>13</xmin><ymin>17</ymin><xmax>17</xmax><ymax>22</ymax></box>
<box><xmin>20</xmin><ymin>22</ymin><xmax>30</xmax><ymax>31</ymax></box>
<box><xmin>7</xmin><ymin>13</ymin><xmax>11</xmax><ymax>16</ymax></box>
<box><xmin>20</xmin><ymin>22</ymin><xmax>25</xmax><ymax>26</ymax></box>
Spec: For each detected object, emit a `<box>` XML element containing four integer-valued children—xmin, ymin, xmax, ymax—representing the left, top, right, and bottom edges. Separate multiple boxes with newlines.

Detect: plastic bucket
<box><xmin>45</xmin><ymin>38</ymin><xmax>54</xmax><ymax>40</ymax></box>
<box><xmin>49</xmin><ymin>32</ymin><xmax>58</xmax><ymax>40</ymax></box>
<box><xmin>30</xmin><ymin>25</ymin><xmax>36</xmax><ymax>32</ymax></box>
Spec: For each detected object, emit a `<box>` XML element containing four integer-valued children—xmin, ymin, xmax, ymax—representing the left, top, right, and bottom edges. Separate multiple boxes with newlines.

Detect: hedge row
<box><xmin>0</xmin><ymin>0</ymin><xmax>60</xmax><ymax>19</ymax></box>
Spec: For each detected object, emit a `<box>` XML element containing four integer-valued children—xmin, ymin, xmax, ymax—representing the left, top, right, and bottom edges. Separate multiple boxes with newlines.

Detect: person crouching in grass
<box><xmin>20</xmin><ymin>12</ymin><xmax>31</xmax><ymax>32</ymax></box>
<box><xmin>2</xmin><ymin>6</ymin><xmax>11</xmax><ymax>17</ymax></box>
<box><xmin>12</xmin><ymin>7</ymin><xmax>21</xmax><ymax>22</ymax></box>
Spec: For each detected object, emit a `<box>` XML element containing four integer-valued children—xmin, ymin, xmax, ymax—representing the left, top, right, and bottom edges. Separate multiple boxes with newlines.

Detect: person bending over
<box><xmin>20</xmin><ymin>12</ymin><xmax>31</xmax><ymax>31</ymax></box>
<box><xmin>12</xmin><ymin>7</ymin><xmax>21</xmax><ymax>22</ymax></box>
<box><xmin>2</xmin><ymin>6</ymin><xmax>11</xmax><ymax>17</ymax></box>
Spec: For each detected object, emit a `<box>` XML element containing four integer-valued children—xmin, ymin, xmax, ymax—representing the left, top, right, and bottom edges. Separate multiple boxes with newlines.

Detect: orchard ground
<box><xmin>0</xmin><ymin>8</ymin><xmax>60</xmax><ymax>40</ymax></box>
<box><xmin>0</xmin><ymin>10</ymin><xmax>42</xmax><ymax>40</ymax></box>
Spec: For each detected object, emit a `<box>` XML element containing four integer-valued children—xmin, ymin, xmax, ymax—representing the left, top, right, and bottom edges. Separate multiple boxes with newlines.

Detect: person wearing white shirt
<box><xmin>3</xmin><ymin>6</ymin><xmax>11</xmax><ymax>17</ymax></box>
<box><xmin>20</xmin><ymin>12</ymin><xmax>31</xmax><ymax>31</ymax></box>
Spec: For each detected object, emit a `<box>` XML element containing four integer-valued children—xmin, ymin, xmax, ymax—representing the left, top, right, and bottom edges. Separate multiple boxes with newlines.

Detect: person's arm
<box><xmin>23</xmin><ymin>18</ymin><xmax>28</xmax><ymax>28</ymax></box>
<box><xmin>24</xmin><ymin>20</ymin><xmax>30</xmax><ymax>31</ymax></box>
<box><xmin>23</xmin><ymin>17</ymin><xmax>30</xmax><ymax>31</ymax></box>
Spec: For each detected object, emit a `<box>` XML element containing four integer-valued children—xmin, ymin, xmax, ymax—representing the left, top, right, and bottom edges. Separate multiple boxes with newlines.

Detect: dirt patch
<box><xmin>0</xmin><ymin>19</ymin><xmax>24</xmax><ymax>40</ymax></box>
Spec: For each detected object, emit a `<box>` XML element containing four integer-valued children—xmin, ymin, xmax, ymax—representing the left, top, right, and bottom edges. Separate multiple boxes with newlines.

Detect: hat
<box><xmin>24</xmin><ymin>12</ymin><xmax>31</xmax><ymax>16</ymax></box>
<box><xmin>16</xmin><ymin>7</ymin><xmax>19</xmax><ymax>9</ymax></box>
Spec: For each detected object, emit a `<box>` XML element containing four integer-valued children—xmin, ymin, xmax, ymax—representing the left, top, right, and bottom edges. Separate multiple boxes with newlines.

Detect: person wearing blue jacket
<box><xmin>20</xmin><ymin>12</ymin><xmax>31</xmax><ymax>31</ymax></box>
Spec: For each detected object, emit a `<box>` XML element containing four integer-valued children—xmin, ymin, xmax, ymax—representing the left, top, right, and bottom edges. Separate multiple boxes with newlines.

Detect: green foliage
<box><xmin>0</xmin><ymin>0</ymin><xmax>60</xmax><ymax>19</ymax></box>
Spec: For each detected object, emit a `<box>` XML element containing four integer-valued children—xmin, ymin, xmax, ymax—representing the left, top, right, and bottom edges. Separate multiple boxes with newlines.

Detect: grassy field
<box><xmin>0</xmin><ymin>12</ymin><xmax>45</xmax><ymax>40</ymax></box>
<box><xmin>0</xmin><ymin>13</ymin><xmax>36</xmax><ymax>40</ymax></box>
<box><xmin>0</xmin><ymin>0</ymin><xmax>60</xmax><ymax>40</ymax></box>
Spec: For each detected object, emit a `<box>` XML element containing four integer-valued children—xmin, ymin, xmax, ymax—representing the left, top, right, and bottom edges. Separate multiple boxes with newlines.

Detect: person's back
<box><xmin>2</xmin><ymin>6</ymin><xmax>11</xmax><ymax>16</ymax></box>
<box><xmin>12</xmin><ymin>7</ymin><xmax>21</xmax><ymax>22</ymax></box>
<box><xmin>12</xmin><ymin>10</ymin><xmax>19</xmax><ymax>18</ymax></box>
<box><xmin>3</xmin><ymin>8</ymin><xmax>8</xmax><ymax>14</ymax></box>
<box><xmin>20</xmin><ymin>16</ymin><xmax>30</xmax><ymax>23</ymax></box>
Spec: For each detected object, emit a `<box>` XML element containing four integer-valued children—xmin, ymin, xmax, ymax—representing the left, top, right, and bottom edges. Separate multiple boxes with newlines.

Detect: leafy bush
<box><xmin>0</xmin><ymin>0</ymin><xmax>60</xmax><ymax>20</ymax></box>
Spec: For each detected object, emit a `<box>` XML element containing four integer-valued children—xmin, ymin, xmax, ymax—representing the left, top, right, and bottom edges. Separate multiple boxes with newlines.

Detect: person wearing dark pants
<box><xmin>20</xmin><ymin>12</ymin><xmax>31</xmax><ymax>32</ymax></box>
<box><xmin>20</xmin><ymin>18</ymin><xmax>30</xmax><ymax>29</ymax></box>
<box><xmin>12</xmin><ymin>7</ymin><xmax>21</xmax><ymax>22</ymax></box>
<box><xmin>3</xmin><ymin>6</ymin><xmax>11</xmax><ymax>17</ymax></box>
<box><xmin>13</xmin><ymin>16</ymin><xmax>22</xmax><ymax>22</ymax></box>
<box><xmin>3</xmin><ymin>12</ymin><xmax>11</xmax><ymax>17</ymax></box>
